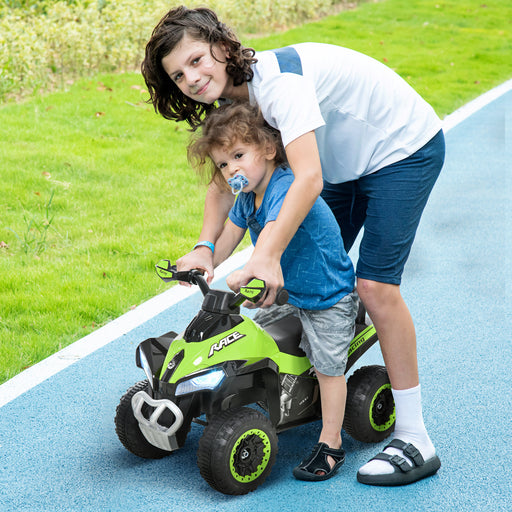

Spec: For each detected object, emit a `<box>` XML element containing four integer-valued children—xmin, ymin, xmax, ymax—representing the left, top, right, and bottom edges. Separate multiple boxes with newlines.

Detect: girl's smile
<box><xmin>195</xmin><ymin>81</ymin><xmax>210</xmax><ymax>96</ymax></box>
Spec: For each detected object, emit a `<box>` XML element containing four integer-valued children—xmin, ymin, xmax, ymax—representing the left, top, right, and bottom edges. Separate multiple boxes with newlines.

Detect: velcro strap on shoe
<box><xmin>297</xmin><ymin>443</ymin><xmax>345</xmax><ymax>474</ymax></box>
<box><xmin>389</xmin><ymin>455</ymin><xmax>412</xmax><ymax>472</ymax></box>
<box><xmin>371</xmin><ymin>453</ymin><xmax>412</xmax><ymax>473</ymax></box>
<box><xmin>322</xmin><ymin>447</ymin><xmax>346</xmax><ymax>463</ymax></box>
<box><xmin>385</xmin><ymin>439</ymin><xmax>408</xmax><ymax>451</ymax></box>
<box><xmin>402</xmin><ymin>443</ymin><xmax>425</xmax><ymax>467</ymax></box>
<box><xmin>385</xmin><ymin>439</ymin><xmax>425</xmax><ymax>467</ymax></box>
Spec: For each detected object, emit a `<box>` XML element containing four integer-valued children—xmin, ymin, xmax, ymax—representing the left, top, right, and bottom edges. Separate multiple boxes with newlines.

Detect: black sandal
<box><xmin>293</xmin><ymin>442</ymin><xmax>346</xmax><ymax>481</ymax></box>
<box><xmin>357</xmin><ymin>439</ymin><xmax>441</xmax><ymax>486</ymax></box>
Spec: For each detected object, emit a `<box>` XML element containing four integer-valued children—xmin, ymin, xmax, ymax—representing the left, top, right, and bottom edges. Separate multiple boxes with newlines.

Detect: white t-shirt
<box><xmin>247</xmin><ymin>43</ymin><xmax>442</xmax><ymax>183</ymax></box>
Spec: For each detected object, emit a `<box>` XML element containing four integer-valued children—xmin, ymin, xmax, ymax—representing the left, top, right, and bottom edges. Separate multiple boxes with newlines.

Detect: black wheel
<box><xmin>114</xmin><ymin>380</ymin><xmax>170</xmax><ymax>459</ymax></box>
<box><xmin>197</xmin><ymin>407</ymin><xmax>278</xmax><ymax>495</ymax></box>
<box><xmin>343</xmin><ymin>365</ymin><xmax>395</xmax><ymax>443</ymax></box>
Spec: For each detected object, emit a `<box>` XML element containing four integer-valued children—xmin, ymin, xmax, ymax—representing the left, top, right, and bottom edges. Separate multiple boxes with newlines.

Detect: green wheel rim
<box><xmin>229</xmin><ymin>429</ymin><xmax>271</xmax><ymax>483</ymax></box>
<box><xmin>369</xmin><ymin>383</ymin><xmax>396</xmax><ymax>431</ymax></box>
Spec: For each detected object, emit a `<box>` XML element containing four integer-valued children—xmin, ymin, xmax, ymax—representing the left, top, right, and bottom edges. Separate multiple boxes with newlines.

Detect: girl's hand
<box><xmin>225</xmin><ymin>269</ymin><xmax>247</xmax><ymax>298</ymax></box>
<box><xmin>227</xmin><ymin>252</ymin><xmax>284</xmax><ymax>308</ymax></box>
<box><xmin>176</xmin><ymin>246</ymin><xmax>214</xmax><ymax>284</ymax></box>
<box><xmin>226</xmin><ymin>270</ymin><xmax>255</xmax><ymax>309</ymax></box>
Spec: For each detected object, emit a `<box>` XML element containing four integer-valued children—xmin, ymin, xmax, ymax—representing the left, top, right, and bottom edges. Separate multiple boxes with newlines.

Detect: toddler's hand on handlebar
<box><xmin>176</xmin><ymin>247</ymin><xmax>214</xmax><ymax>285</ymax></box>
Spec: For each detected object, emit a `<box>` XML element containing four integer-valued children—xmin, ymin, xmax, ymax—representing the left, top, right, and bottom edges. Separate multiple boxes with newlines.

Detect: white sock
<box><xmin>358</xmin><ymin>384</ymin><xmax>435</xmax><ymax>476</ymax></box>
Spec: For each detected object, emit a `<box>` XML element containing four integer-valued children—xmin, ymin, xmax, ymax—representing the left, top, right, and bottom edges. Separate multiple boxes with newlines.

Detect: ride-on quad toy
<box><xmin>115</xmin><ymin>261</ymin><xmax>395</xmax><ymax>495</ymax></box>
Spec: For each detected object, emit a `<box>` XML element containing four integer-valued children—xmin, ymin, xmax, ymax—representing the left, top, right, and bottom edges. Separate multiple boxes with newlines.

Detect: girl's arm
<box><xmin>176</xmin><ymin>181</ymin><xmax>235</xmax><ymax>282</ymax></box>
<box><xmin>227</xmin><ymin>220</ymin><xmax>275</xmax><ymax>308</ymax></box>
<box><xmin>228</xmin><ymin>131</ymin><xmax>323</xmax><ymax>306</ymax></box>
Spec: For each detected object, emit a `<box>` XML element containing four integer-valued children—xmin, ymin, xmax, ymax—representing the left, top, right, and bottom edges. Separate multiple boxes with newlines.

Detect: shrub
<box><xmin>0</xmin><ymin>0</ymin><xmax>170</xmax><ymax>100</ymax></box>
<box><xmin>0</xmin><ymin>0</ymin><xmax>347</xmax><ymax>102</ymax></box>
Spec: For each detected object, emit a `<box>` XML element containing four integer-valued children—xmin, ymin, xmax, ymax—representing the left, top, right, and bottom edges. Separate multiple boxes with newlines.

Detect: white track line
<box><xmin>442</xmin><ymin>78</ymin><xmax>512</xmax><ymax>132</ymax></box>
<box><xmin>0</xmin><ymin>247</ymin><xmax>253</xmax><ymax>407</ymax></box>
<box><xmin>2</xmin><ymin>78</ymin><xmax>512</xmax><ymax>408</ymax></box>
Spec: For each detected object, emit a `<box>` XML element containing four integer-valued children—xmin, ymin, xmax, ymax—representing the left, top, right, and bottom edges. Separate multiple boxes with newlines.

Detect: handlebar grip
<box><xmin>275</xmin><ymin>288</ymin><xmax>289</xmax><ymax>306</ymax></box>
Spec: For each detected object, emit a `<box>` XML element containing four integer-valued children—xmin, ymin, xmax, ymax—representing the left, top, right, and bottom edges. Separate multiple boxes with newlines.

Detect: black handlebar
<box><xmin>155</xmin><ymin>260</ymin><xmax>288</xmax><ymax>308</ymax></box>
<box><xmin>275</xmin><ymin>288</ymin><xmax>289</xmax><ymax>306</ymax></box>
<box><xmin>187</xmin><ymin>270</ymin><xmax>210</xmax><ymax>296</ymax></box>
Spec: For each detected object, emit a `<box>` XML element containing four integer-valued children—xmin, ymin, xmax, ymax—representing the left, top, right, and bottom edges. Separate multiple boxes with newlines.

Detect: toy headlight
<box><xmin>175</xmin><ymin>369</ymin><xmax>226</xmax><ymax>396</ymax></box>
<box><xmin>138</xmin><ymin>345</ymin><xmax>153</xmax><ymax>388</ymax></box>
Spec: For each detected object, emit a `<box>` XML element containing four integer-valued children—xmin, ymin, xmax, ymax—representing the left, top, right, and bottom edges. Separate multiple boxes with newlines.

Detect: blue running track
<box><xmin>1</xmin><ymin>83</ymin><xmax>511</xmax><ymax>512</ymax></box>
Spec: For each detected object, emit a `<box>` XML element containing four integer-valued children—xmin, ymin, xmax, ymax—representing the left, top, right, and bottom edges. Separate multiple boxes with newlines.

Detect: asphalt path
<box><xmin>1</xmin><ymin>81</ymin><xmax>511</xmax><ymax>512</ymax></box>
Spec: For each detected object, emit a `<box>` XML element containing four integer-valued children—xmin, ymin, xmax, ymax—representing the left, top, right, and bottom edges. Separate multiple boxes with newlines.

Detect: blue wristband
<box><xmin>193</xmin><ymin>240</ymin><xmax>215</xmax><ymax>253</ymax></box>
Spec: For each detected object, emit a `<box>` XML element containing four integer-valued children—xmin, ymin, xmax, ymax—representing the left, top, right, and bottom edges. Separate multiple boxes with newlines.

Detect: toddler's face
<box><xmin>210</xmin><ymin>141</ymin><xmax>275</xmax><ymax>197</ymax></box>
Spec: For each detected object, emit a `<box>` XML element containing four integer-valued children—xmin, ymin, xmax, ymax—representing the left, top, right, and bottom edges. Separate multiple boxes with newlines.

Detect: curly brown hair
<box><xmin>141</xmin><ymin>6</ymin><xmax>257</xmax><ymax>130</ymax></box>
<box><xmin>188</xmin><ymin>102</ymin><xmax>287</xmax><ymax>190</ymax></box>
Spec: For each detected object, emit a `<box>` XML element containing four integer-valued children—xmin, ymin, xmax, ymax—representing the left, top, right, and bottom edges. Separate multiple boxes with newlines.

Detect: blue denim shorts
<box><xmin>321</xmin><ymin>130</ymin><xmax>445</xmax><ymax>285</ymax></box>
<box><xmin>253</xmin><ymin>291</ymin><xmax>358</xmax><ymax>377</ymax></box>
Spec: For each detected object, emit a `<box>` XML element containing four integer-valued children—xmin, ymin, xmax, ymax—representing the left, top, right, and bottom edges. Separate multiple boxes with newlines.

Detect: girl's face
<box><xmin>162</xmin><ymin>34</ymin><xmax>239</xmax><ymax>104</ymax></box>
<box><xmin>210</xmin><ymin>141</ymin><xmax>276</xmax><ymax>199</ymax></box>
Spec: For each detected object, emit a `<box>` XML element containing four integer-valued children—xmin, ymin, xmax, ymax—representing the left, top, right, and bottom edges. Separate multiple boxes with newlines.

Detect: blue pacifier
<box><xmin>227</xmin><ymin>174</ymin><xmax>249</xmax><ymax>195</ymax></box>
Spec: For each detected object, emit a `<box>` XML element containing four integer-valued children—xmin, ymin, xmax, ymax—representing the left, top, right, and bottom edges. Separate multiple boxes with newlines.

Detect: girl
<box><xmin>188</xmin><ymin>101</ymin><xmax>358</xmax><ymax>481</ymax></box>
<box><xmin>141</xmin><ymin>5</ymin><xmax>444</xmax><ymax>486</ymax></box>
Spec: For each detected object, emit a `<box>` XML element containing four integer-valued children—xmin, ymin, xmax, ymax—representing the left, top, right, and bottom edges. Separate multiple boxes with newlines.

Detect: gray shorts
<box><xmin>253</xmin><ymin>291</ymin><xmax>358</xmax><ymax>377</ymax></box>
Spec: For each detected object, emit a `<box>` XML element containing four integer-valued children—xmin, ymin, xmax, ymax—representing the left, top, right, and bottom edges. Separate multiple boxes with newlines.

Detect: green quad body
<box><xmin>115</xmin><ymin>261</ymin><xmax>395</xmax><ymax>495</ymax></box>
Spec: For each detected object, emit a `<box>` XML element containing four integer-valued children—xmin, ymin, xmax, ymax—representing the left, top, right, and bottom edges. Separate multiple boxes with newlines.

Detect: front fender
<box><xmin>136</xmin><ymin>330</ymin><xmax>178</xmax><ymax>379</ymax></box>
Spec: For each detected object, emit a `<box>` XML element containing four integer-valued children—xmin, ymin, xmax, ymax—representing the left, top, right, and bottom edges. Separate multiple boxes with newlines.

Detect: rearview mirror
<box><xmin>155</xmin><ymin>259</ymin><xmax>176</xmax><ymax>282</ymax></box>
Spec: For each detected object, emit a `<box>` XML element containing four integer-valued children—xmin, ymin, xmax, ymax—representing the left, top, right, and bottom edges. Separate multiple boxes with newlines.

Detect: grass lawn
<box><xmin>0</xmin><ymin>75</ymin><xmax>201</xmax><ymax>381</ymax></box>
<box><xmin>250</xmin><ymin>0</ymin><xmax>512</xmax><ymax>117</ymax></box>
<box><xmin>1</xmin><ymin>0</ymin><xmax>511</xmax><ymax>384</ymax></box>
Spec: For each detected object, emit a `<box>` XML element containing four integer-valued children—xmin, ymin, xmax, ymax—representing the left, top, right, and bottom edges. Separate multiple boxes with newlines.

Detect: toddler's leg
<box><xmin>316</xmin><ymin>371</ymin><xmax>345</xmax><ymax>451</ymax></box>
<box><xmin>316</xmin><ymin>371</ymin><xmax>346</xmax><ymax>475</ymax></box>
<box><xmin>293</xmin><ymin>370</ymin><xmax>347</xmax><ymax>481</ymax></box>
<box><xmin>292</xmin><ymin>294</ymin><xmax>356</xmax><ymax>481</ymax></box>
